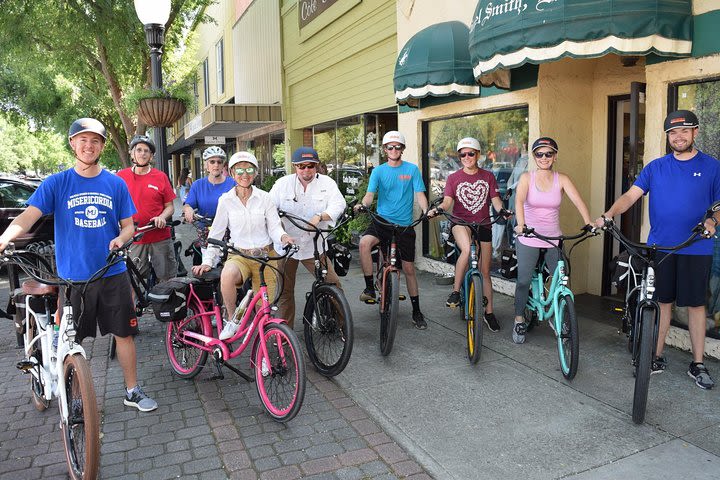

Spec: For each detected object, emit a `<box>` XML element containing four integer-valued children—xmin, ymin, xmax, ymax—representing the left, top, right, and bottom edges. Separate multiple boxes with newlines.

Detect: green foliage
<box><xmin>272</xmin><ymin>143</ymin><xmax>286</xmax><ymax>167</ymax></box>
<box><xmin>0</xmin><ymin>114</ymin><xmax>73</xmax><ymax>174</ymax></box>
<box><xmin>261</xmin><ymin>175</ymin><xmax>282</xmax><ymax>192</ymax></box>
<box><xmin>123</xmin><ymin>81</ymin><xmax>197</xmax><ymax>115</ymax></box>
<box><xmin>333</xmin><ymin>177</ymin><xmax>371</xmax><ymax>246</ymax></box>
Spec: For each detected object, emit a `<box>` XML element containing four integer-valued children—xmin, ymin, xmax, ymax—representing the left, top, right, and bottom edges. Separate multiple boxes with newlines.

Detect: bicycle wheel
<box><xmin>379</xmin><ymin>273</ymin><xmax>400</xmax><ymax>356</ymax></box>
<box><xmin>466</xmin><ymin>275</ymin><xmax>483</xmax><ymax>364</ymax></box>
<box><xmin>26</xmin><ymin>315</ymin><xmax>49</xmax><ymax>411</ymax></box>
<box><xmin>303</xmin><ymin>284</ymin><xmax>354</xmax><ymax>377</ymax></box>
<box><xmin>165</xmin><ymin>308</ymin><xmax>209</xmax><ymax>379</ymax></box>
<box><xmin>632</xmin><ymin>308</ymin><xmax>654</xmax><ymax>424</ymax></box>
<box><xmin>61</xmin><ymin>354</ymin><xmax>100</xmax><ymax>480</ymax></box>
<box><xmin>254</xmin><ymin>322</ymin><xmax>306</xmax><ymax>422</ymax></box>
<box><xmin>556</xmin><ymin>294</ymin><xmax>579</xmax><ymax>380</ymax></box>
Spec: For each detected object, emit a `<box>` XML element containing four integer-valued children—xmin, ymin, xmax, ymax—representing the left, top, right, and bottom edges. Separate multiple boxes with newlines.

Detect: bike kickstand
<box><xmin>209</xmin><ymin>355</ymin><xmax>225</xmax><ymax>381</ymax></box>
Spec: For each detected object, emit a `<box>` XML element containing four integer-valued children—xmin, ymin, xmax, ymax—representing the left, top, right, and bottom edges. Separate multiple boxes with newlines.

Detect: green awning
<box><xmin>469</xmin><ymin>0</ymin><xmax>692</xmax><ymax>87</ymax></box>
<box><xmin>394</xmin><ymin>21</ymin><xmax>479</xmax><ymax>106</ymax></box>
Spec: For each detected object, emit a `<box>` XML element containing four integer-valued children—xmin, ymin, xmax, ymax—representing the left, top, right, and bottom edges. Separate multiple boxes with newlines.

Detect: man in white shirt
<box><xmin>270</xmin><ymin>147</ymin><xmax>347</xmax><ymax>328</ymax></box>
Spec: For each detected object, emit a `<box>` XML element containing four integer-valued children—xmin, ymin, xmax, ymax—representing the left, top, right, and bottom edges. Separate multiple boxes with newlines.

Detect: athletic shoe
<box><xmin>688</xmin><ymin>362</ymin><xmax>715</xmax><ymax>390</ymax></box>
<box><xmin>124</xmin><ymin>386</ymin><xmax>158</xmax><ymax>412</ymax></box>
<box><xmin>359</xmin><ymin>288</ymin><xmax>376</xmax><ymax>303</ymax></box>
<box><xmin>412</xmin><ymin>311</ymin><xmax>427</xmax><ymax>330</ymax></box>
<box><xmin>446</xmin><ymin>291</ymin><xmax>461</xmax><ymax>308</ymax></box>
<box><xmin>651</xmin><ymin>356</ymin><xmax>667</xmax><ymax>375</ymax></box>
<box><xmin>512</xmin><ymin>322</ymin><xmax>526</xmax><ymax>344</ymax></box>
<box><xmin>484</xmin><ymin>312</ymin><xmax>501</xmax><ymax>332</ymax></box>
<box><xmin>219</xmin><ymin>320</ymin><xmax>240</xmax><ymax>341</ymax></box>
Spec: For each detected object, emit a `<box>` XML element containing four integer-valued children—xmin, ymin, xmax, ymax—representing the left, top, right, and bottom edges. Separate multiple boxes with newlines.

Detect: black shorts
<box><xmin>363</xmin><ymin>217</ymin><xmax>417</xmax><ymax>263</ymax></box>
<box><xmin>60</xmin><ymin>272</ymin><xmax>138</xmax><ymax>343</ymax></box>
<box><xmin>450</xmin><ymin>222</ymin><xmax>492</xmax><ymax>243</ymax></box>
<box><xmin>655</xmin><ymin>253</ymin><xmax>711</xmax><ymax>307</ymax></box>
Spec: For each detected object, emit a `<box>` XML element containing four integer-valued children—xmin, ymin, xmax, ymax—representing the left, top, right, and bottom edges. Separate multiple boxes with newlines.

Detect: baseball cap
<box><xmin>663</xmin><ymin>110</ymin><xmax>699</xmax><ymax>132</ymax></box>
<box><xmin>531</xmin><ymin>137</ymin><xmax>559</xmax><ymax>153</ymax></box>
<box><xmin>456</xmin><ymin>137</ymin><xmax>481</xmax><ymax>152</ymax></box>
<box><xmin>291</xmin><ymin>147</ymin><xmax>320</xmax><ymax>164</ymax></box>
<box><xmin>228</xmin><ymin>151</ymin><xmax>258</xmax><ymax>170</ymax></box>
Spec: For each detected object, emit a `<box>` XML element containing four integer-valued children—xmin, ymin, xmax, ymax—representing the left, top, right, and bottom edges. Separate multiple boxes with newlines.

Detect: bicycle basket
<box><xmin>148</xmin><ymin>278</ymin><xmax>192</xmax><ymax>321</ymax></box>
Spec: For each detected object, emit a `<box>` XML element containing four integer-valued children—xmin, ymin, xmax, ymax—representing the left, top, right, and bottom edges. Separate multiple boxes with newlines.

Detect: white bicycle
<box><xmin>2</xmin><ymin>242</ymin><xmax>110</xmax><ymax>480</ymax></box>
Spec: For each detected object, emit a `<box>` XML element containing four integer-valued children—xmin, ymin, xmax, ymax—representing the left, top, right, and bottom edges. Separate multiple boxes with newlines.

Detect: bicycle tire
<box><xmin>467</xmin><ymin>275</ymin><xmax>483</xmax><ymax>364</ymax></box>
<box><xmin>303</xmin><ymin>284</ymin><xmax>354</xmax><ymax>377</ymax></box>
<box><xmin>165</xmin><ymin>308</ymin><xmax>209</xmax><ymax>379</ymax></box>
<box><xmin>26</xmin><ymin>315</ymin><xmax>49</xmax><ymax>411</ymax></box>
<box><xmin>61</xmin><ymin>354</ymin><xmax>100</xmax><ymax>480</ymax></box>
<box><xmin>556</xmin><ymin>294</ymin><xmax>579</xmax><ymax>380</ymax></box>
<box><xmin>254</xmin><ymin>322</ymin><xmax>306</xmax><ymax>422</ymax></box>
<box><xmin>632</xmin><ymin>308</ymin><xmax>654</xmax><ymax>424</ymax></box>
<box><xmin>379</xmin><ymin>273</ymin><xmax>400</xmax><ymax>356</ymax></box>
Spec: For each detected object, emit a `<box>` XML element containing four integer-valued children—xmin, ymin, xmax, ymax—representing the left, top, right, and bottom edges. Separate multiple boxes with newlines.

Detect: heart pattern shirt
<box><xmin>456</xmin><ymin>180</ymin><xmax>490</xmax><ymax>214</ymax></box>
<box><xmin>443</xmin><ymin>169</ymin><xmax>499</xmax><ymax>223</ymax></box>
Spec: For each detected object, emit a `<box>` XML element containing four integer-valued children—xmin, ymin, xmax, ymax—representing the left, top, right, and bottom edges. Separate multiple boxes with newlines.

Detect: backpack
<box><xmin>148</xmin><ymin>278</ymin><xmax>192</xmax><ymax>322</ymax></box>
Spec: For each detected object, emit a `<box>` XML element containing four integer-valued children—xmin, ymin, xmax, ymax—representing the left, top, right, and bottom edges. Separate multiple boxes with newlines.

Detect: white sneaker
<box><xmin>261</xmin><ymin>358</ymin><xmax>270</xmax><ymax>377</ymax></box>
<box><xmin>219</xmin><ymin>321</ymin><xmax>239</xmax><ymax>341</ymax></box>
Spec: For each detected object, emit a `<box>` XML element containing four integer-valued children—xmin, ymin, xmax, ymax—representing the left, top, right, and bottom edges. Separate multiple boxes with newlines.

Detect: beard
<box><xmin>670</xmin><ymin>139</ymin><xmax>695</xmax><ymax>154</ymax></box>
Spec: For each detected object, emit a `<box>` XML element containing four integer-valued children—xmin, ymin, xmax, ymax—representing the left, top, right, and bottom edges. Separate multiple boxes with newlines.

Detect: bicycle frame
<box><xmin>525</xmin><ymin>253</ymin><xmax>573</xmax><ymax>328</ymax></box>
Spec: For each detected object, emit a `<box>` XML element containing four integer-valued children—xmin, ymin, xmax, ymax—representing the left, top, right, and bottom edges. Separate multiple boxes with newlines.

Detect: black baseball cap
<box><xmin>531</xmin><ymin>137</ymin><xmax>558</xmax><ymax>153</ymax></box>
<box><xmin>664</xmin><ymin>110</ymin><xmax>699</xmax><ymax>132</ymax></box>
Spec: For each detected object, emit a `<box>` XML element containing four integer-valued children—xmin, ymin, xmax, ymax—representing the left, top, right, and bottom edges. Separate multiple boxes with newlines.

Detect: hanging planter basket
<box><xmin>137</xmin><ymin>97</ymin><xmax>186</xmax><ymax>127</ymax></box>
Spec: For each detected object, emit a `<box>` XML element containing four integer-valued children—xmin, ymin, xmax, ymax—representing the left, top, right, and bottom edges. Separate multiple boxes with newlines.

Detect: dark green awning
<box><xmin>394</xmin><ymin>21</ymin><xmax>479</xmax><ymax>106</ymax></box>
<box><xmin>469</xmin><ymin>0</ymin><xmax>692</xmax><ymax>87</ymax></box>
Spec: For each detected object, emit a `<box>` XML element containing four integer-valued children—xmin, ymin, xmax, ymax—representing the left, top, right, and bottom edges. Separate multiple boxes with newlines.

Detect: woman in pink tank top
<box><xmin>511</xmin><ymin>137</ymin><xmax>593</xmax><ymax>344</ymax></box>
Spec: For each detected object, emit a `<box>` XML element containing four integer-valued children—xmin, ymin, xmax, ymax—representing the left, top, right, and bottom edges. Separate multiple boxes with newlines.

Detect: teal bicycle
<box><xmin>519</xmin><ymin>226</ymin><xmax>597</xmax><ymax>380</ymax></box>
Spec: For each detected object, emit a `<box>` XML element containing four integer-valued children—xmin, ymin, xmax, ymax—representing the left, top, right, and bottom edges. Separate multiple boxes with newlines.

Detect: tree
<box><xmin>0</xmin><ymin>0</ymin><xmax>211</xmax><ymax>168</ymax></box>
<box><xmin>0</xmin><ymin>114</ymin><xmax>73</xmax><ymax>175</ymax></box>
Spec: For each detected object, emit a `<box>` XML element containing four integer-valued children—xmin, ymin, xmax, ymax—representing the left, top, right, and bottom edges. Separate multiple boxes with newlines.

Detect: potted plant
<box><xmin>124</xmin><ymin>80</ymin><xmax>195</xmax><ymax>127</ymax></box>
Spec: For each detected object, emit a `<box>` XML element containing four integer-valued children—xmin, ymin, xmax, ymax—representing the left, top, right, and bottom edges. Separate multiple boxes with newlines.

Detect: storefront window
<box><xmin>676</xmin><ymin>79</ymin><xmax>720</xmax><ymax>339</ymax></box>
<box><xmin>424</xmin><ymin>107</ymin><xmax>529</xmax><ymax>274</ymax></box>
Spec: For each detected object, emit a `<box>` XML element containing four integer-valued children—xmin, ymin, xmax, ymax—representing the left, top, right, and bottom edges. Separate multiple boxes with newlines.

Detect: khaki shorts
<box><xmin>225</xmin><ymin>249</ymin><xmax>280</xmax><ymax>303</ymax></box>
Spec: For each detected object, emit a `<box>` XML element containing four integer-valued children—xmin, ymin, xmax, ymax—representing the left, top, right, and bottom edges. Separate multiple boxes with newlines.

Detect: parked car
<box><xmin>0</xmin><ymin>177</ymin><xmax>54</xmax><ymax>248</ymax></box>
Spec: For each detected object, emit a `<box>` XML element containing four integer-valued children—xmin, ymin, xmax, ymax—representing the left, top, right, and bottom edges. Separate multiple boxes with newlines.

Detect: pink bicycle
<box><xmin>161</xmin><ymin>241</ymin><xmax>306</xmax><ymax>422</ymax></box>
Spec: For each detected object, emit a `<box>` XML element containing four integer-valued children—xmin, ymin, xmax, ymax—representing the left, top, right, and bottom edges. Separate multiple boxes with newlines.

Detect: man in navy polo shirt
<box><xmin>597</xmin><ymin>110</ymin><xmax>720</xmax><ymax>390</ymax></box>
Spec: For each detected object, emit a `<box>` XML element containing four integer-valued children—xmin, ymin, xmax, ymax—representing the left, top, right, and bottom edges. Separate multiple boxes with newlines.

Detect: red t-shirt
<box><xmin>443</xmin><ymin>168</ymin><xmax>499</xmax><ymax>224</ymax></box>
<box><xmin>117</xmin><ymin>167</ymin><xmax>176</xmax><ymax>244</ymax></box>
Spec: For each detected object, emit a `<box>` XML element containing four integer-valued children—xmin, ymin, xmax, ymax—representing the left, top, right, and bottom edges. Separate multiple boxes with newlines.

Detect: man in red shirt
<box><xmin>117</xmin><ymin>135</ymin><xmax>177</xmax><ymax>282</ymax></box>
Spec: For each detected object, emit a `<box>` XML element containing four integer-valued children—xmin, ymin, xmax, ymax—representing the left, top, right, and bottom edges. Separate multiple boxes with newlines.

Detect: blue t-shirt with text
<box><xmin>184</xmin><ymin>177</ymin><xmax>236</xmax><ymax>221</ymax></box>
<box><xmin>367</xmin><ymin>161</ymin><xmax>425</xmax><ymax>226</ymax></box>
<box><xmin>28</xmin><ymin>169</ymin><xmax>136</xmax><ymax>280</ymax></box>
<box><xmin>634</xmin><ymin>150</ymin><xmax>720</xmax><ymax>255</ymax></box>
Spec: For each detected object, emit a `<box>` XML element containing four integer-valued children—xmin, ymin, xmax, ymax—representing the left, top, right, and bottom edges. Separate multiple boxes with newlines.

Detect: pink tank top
<box><xmin>518</xmin><ymin>171</ymin><xmax>562</xmax><ymax>248</ymax></box>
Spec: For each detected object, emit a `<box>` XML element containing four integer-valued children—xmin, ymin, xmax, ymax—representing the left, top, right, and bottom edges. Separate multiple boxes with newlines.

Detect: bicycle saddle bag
<box><xmin>327</xmin><ymin>237</ymin><xmax>352</xmax><ymax>277</ymax></box>
<box><xmin>148</xmin><ymin>278</ymin><xmax>192</xmax><ymax>321</ymax></box>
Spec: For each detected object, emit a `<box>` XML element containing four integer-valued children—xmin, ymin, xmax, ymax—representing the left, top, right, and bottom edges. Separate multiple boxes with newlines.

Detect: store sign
<box><xmin>472</xmin><ymin>0</ymin><xmax>559</xmax><ymax>29</ymax></box>
<box><xmin>298</xmin><ymin>0</ymin><xmax>340</xmax><ymax>29</ymax></box>
<box><xmin>204</xmin><ymin>136</ymin><xmax>225</xmax><ymax>145</ymax></box>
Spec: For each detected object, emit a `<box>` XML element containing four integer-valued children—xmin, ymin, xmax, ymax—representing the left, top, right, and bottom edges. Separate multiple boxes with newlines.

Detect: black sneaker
<box><xmin>688</xmin><ymin>362</ymin><xmax>715</xmax><ymax>390</ymax></box>
<box><xmin>359</xmin><ymin>288</ymin><xmax>376</xmax><ymax>303</ymax></box>
<box><xmin>412</xmin><ymin>311</ymin><xmax>427</xmax><ymax>330</ymax></box>
<box><xmin>446</xmin><ymin>291</ymin><xmax>461</xmax><ymax>308</ymax></box>
<box><xmin>651</xmin><ymin>356</ymin><xmax>667</xmax><ymax>375</ymax></box>
<box><xmin>484</xmin><ymin>312</ymin><xmax>501</xmax><ymax>332</ymax></box>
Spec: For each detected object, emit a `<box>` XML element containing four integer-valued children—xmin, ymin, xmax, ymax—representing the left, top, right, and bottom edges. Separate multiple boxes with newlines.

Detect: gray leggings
<box><xmin>514</xmin><ymin>241</ymin><xmax>560</xmax><ymax>316</ymax></box>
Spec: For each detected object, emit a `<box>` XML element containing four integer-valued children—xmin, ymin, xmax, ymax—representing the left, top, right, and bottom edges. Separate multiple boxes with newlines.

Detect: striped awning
<box><xmin>469</xmin><ymin>0</ymin><xmax>692</xmax><ymax>88</ymax></box>
<box><xmin>394</xmin><ymin>21</ymin><xmax>479</xmax><ymax>106</ymax></box>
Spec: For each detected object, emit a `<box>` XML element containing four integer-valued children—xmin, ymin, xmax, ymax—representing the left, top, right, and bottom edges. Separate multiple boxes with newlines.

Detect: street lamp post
<box><xmin>134</xmin><ymin>0</ymin><xmax>171</xmax><ymax>176</ymax></box>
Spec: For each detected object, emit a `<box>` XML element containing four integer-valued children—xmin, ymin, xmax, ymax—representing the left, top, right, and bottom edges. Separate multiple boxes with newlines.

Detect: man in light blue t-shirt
<box><xmin>597</xmin><ymin>110</ymin><xmax>720</xmax><ymax>390</ymax></box>
<box><xmin>355</xmin><ymin>131</ymin><xmax>430</xmax><ymax>329</ymax></box>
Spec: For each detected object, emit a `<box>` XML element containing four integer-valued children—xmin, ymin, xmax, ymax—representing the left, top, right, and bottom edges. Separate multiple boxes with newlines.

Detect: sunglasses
<box><xmin>534</xmin><ymin>151</ymin><xmax>556</xmax><ymax>158</ymax></box>
<box><xmin>208</xmin><ymin>159</ymin><xmax>224</xmax><ymax>165</ymax></box>
<box><xmin>234</xmin><ymin>167</ymin><xmax>256</xmax><ymax>175</ymax></box>
<box><xmin>384</xmin><ymin>145</ymin><xmax>404</xmax><ymax>151</ymax></box>
<box><xmin>459</xmin><ymin>151</ymin><xmax>477</xmax><ymax>158</ymax></box>
<box><xmin>295</xmin><ymin>163</ymin><xmax>317</xmax><ymax>170</ymax></box>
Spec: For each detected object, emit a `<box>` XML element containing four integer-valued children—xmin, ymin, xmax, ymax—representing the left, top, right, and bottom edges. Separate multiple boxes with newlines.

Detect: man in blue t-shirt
<box><xmin>355</xmin><ymin>131</ymin><xmax>430</xmax><ymax>329</ymax></box>
<box><xmin>0</xmin><ymin>118</ymin><xmax>158</xmax><ymax>411</ymax></box>
<box><xmin>597</xmin><ymin>110</ymin><xmax>720</xmax><ymax>390</ymax></box>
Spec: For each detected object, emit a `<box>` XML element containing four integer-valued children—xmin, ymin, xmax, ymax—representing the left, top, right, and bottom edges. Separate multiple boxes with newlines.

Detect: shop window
<box><xmin>423</xmin><ymin>107</ymin><xmax>529</xmax><ymax>274</ymax></box>
<box><xmin>202</xmin><ymin>58</ymin><xmax>210</xmax><ymax>107</ymax></box>
<box><xmin>674</xmin><ymin>78</ymin><xmax>720</xmax><ymax>339</ymax></box>
<box><xmin>216</xmin><ymin>38</ymin><xmax>224</xmax><ymax>96</ymax></box>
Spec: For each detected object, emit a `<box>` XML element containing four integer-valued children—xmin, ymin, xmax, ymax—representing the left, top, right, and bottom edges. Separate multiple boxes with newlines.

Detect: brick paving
<box><xmin>0</xmin><ymin>286</ymin><xmax>432</xmax><ymax>479</ymax></box>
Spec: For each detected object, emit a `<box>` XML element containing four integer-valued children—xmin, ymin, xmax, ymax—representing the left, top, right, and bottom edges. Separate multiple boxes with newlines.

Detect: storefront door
<box><xmin>602</xmin><ymin>83</ymin><xmax>646</xmax><ymax>297</ymax></box>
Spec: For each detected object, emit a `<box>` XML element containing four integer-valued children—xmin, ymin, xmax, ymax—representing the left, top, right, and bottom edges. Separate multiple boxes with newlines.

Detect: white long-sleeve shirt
<box><xmin>201</xmin><ymin>186</ymin><xmax>287</xmax><ymax>266</ymax></box>
<box><xmin>269</xmin><ymin>173</ymin><xmax>346</xmax><ymax>260</ymax></box>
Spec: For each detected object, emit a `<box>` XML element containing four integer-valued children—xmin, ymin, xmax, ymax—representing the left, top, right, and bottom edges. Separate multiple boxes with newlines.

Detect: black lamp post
<box><xmin>134</xmin><ymin>0</ymin><xmax>171</xmax><ymax>176</ymax></box>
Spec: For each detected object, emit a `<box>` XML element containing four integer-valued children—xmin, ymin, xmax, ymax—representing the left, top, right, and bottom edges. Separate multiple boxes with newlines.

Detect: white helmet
<box><xmin>202</xmin><ymin>146</ymin><xmax>226</xmax><ymax>161</ymax></box>
<box><xmin>382</xmin><ymin>131</ymin><xmax>406</xmax><ymax>146</ymax></box>
<box><xmin>229</xmin><ymin>151</ymin><xmax>259</xmax><ymax>170</ymax></box>
<box><xmin>456</xmin><ymin>137</ymin><xmax>481</xmax><ymax>152</ymax></box>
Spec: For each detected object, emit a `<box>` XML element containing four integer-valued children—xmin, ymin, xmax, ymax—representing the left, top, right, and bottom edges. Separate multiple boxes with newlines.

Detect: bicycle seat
<box><xmin>195</xmin><ymin>267</ymin><xmax>221</xmax><ymax>283</ymax></box>
<box><xmin>21</xmin><ymin>280</ymin><xmax>58</xmax><ymax>296</ymax></box>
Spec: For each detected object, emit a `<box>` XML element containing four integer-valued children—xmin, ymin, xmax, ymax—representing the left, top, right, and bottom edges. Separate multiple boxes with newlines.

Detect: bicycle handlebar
<box><xmin>355</xmin><ymin>205</ymin><xmax>430</xmax><ymax>230</ymax></box>
<box><xmin>521</xmin><ymin>224</ymin><xmax>598</xmax><ymax>242</ymax></box>
<box><xmin>600</xmin><ymin>217</ymin><xmax>705</xmax><ymax>259</ymax></box>
<box><xmin>206</xmin><ymin>238</ymin><xmax>299</xmax><ymax>262</ymax></box>
<box><xmin>278</xmin><ymin>202</ymin><xmax>355</xmax><ymax>236</ymax></box>
<box><xmin>434</xmin><ymin>208</ymin><xmax>512</xmax><ymax>229</ymax></box>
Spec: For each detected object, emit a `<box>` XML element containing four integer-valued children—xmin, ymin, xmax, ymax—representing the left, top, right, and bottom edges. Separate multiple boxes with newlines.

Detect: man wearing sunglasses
<box><xmin>269</xmin><ymin>147</ymin><xmax>347</xmax><ymax>328</ymax></box>
<box><xmin>355</xmin><ymin>131</ymin><xmax>430</xmax><ymax>329</ymax></box>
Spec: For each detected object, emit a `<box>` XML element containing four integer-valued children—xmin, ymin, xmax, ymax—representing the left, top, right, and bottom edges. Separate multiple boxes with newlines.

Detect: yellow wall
<box><xmin>195</xmin><ymin>0</ymin><xmax>236</xmax><ymax>108</ymax></box>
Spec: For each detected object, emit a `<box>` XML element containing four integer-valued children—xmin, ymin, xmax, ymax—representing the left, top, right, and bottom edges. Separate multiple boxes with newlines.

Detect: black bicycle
<box><xmin>278</xmin><ymin>207</ymin><xmax>354</xmax><ymax>376</ymax></box>
<box><xmin>601</xmin><ymin>202</ymin><xmax>717</xmax><ymax>424</ymax></box>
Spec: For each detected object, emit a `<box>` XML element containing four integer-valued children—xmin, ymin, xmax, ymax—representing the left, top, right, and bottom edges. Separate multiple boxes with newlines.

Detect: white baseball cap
<box><xmin>382</xmin><ymin>131</ymin><xmax>406</xmax><ymax>146</ymax></box>
<box><xmin>456</xmin><ymin>137</ymin><xmax>481</xmax><ymax>152</ymax></box>
<box><xmin>228</xmin><ymin>151</ymin><xmax>258</xmax><ymax>170</ymax></box>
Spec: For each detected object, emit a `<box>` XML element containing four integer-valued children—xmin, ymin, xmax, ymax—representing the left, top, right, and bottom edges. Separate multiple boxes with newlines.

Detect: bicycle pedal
<box><xmin>16</xmin><ymin>360</ymin><xmax>35</xmax><ymax>372</ymax></box>
<box><xmin>398</xmin><ymin>295</ymin><xmax>406</xmax><ymax>301</ymax></box>
<box><xmin>363</xmin><ymin>298</ymin><xmax>377</xmax><ymax>305</ymax></box>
